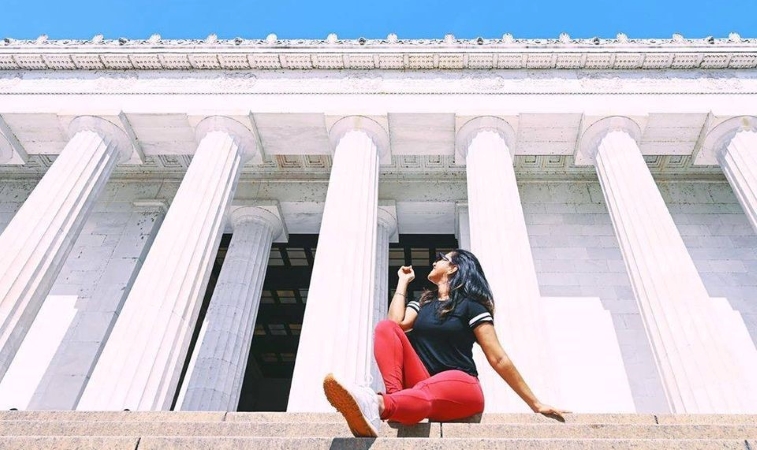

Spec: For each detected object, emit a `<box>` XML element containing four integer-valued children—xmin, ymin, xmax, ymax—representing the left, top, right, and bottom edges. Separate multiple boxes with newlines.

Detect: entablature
<box><xmin>0</xmin><ymin>35</ymin><xmax>756</xmax><ymax>71</ymax></box>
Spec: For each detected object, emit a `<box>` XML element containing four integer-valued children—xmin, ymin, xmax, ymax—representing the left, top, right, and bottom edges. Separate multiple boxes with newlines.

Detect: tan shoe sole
<box><xmin>323</xmin><ymin>373</ymin><xmax>378</xmax><ymax>437</ymax></box>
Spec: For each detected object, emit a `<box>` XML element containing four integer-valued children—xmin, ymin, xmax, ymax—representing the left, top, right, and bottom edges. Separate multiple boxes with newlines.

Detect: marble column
<box><xmin>456</xmin><ymin>117</ymin><xmax>555</xmax><ymax>412</ymax></box>
<box><xmin>77</xmin><ymin>116</ymin><xmax>258</xmax><ymax>411</ymax></box>
<box><xmin>178</xmin><ymin>206</ymin><xmax>285</xmax><ymax>411</ymax></box>
<box><xmin>0</xmin><ymin>117</ymin><xmax>132</xmax><ymax>381</ymax></box>
<box><xmin>288</xmin><ymin>116</ymin><xmax>389</xmax><ymax>412</ymax></box>
<box><xmin>455</xmin><ymin>203</ymin><xmax>471</xmax><ymax>251</ymax></box>
<box><xmin>704</xmin><ymin>116</ymin><xmax>757</xmax><ymax>234</ymax></box>
<box><xmin>370</xmin><ymin>206</ymin><xmax>397</xmax><ymax>392</ymax></box>
<box><xmin>580</xmin><ymin>116</ymin><xmax>757</xmax><ymax>413</ymax></box>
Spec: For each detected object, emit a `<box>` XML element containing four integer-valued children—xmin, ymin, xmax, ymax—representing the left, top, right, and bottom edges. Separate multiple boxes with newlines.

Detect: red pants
<box><xmin>373</xmin><ymin>320</ymin><xmax>485</xmax><ymax>424</ymax></box>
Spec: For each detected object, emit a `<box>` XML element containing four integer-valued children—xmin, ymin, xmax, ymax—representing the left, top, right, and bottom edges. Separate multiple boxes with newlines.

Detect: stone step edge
<box><xmin>1</xmin><ymin>412</ymin><xmax>755</xmax><ymax>425</ymax></box>
<box><xmin>0</xmin><ymin>436</ymin><xmax>752</xmax><ymax>450</ymax></box>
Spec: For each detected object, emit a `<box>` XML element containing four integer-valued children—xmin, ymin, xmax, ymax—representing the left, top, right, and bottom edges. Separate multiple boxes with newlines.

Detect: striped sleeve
<box><xmin>406</xmin><ymin>300</ymin><xmax>421</xmax><ymax>312</ymax></box>
<box><xmin>467</xmin><ymin>301</ymin><xmax>493</xmax><ymax>328</ymax></box>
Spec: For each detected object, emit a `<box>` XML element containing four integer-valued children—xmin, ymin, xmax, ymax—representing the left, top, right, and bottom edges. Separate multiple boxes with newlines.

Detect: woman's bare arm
<box><xmin>473</xmin><ymin>322</ymin><xmax>566</xmax><ymax>419</ymax></box>
<box><xmin>387</xmin><ymin>266</ymin><xmax>418</xmax><ymax>331</ymax></box>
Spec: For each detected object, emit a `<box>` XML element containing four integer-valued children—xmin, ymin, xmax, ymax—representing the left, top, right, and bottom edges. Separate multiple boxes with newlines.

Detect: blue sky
<box><xmin>1</xmin><ymin>0</ymin><xmax>755</xmax><ymax>40</ymax></box>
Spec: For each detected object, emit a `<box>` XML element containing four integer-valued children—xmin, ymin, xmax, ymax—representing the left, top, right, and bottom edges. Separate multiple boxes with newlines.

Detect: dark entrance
<box><xmin>184</xmin><ymin>233</ymin><xmax>458</xmax><ymax>411</ymax></box>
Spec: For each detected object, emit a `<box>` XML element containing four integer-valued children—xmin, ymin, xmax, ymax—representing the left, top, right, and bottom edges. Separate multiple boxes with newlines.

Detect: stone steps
<box><xmin>0</xmin><ymin>412</ymin><xmax>754</xmax><ymax>449</ymax></box>
<box><xmin>0</xmin><ymin>436</ymin><xmax>754</xmax><ymax>450</ymax></box>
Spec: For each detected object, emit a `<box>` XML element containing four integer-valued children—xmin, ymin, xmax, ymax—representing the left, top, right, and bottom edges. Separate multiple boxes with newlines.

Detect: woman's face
<box><xmin>427</xmin><ymin>251</ymin><xmax>457</xmax><ymax>284</ymax></box>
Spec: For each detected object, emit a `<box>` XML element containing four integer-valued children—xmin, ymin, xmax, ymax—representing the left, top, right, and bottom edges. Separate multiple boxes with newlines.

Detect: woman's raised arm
<box><xmin>387</xmin><ymin>266</ymin><xmax>418</xmax><ymax>331</ymax></box>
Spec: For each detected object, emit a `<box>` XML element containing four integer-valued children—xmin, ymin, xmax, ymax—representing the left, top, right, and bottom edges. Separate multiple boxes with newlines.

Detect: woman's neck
<box><xmin>437</xmin><ymin>282</ymin><xmax>450</xmax><ymax>300</ymax></box>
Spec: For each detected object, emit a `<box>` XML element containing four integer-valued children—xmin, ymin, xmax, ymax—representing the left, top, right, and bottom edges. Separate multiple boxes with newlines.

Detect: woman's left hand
<box><xmin>532</xmin><ymin>402</ymin><xmax>569</xmax><ymax>421</ymax></box>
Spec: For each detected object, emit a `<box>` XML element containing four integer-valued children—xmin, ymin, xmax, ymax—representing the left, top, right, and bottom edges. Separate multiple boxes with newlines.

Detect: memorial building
<box><xmin>0</xmin><ymin>33</ymin><xmax>756</xmax><ymax>415</ymax></box>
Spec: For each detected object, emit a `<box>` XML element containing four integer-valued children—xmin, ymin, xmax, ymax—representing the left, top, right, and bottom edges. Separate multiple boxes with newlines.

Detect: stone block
<box><xmin>48</xmin><ymin>341</ymin><xmax>101</xmax><ymax>375</ymax></box>
<box><xmin>0</xmin><ymin>202</ymin><xmax>22</xmax><ymax>212</ymax></box>
<box><xmin>0</xmin><ymin>420</ymin><xmax>438</xmax><ymax>439</ymax></box>
<box><xmin>28</xmin><ymin>375</ymin><xmax>88</xmax><ymax>411</ymax></box>
<box><xmin>542</xmin><ymin>203</ymin><xmax>577</xmax><ymax>213</ymax></box>
<box><xmin>656</xmin><ymin>414</ymin><xmax>757</xmax><ymax>425</ymax></box>
<box><xmin>114</xmin><ymin>183</ymin><xmax>161</xmax><ymax>201</ymax></box>
<box><xmin>84</xmin><ymin>283</ymin><xmax>127</xmax><ymax>311</ymax></box>
<box><xmin>112</xmin><ymin>235</ymin><xmax>150</xmax><ymax>259</ymax></box>
<box><xmin>92</xmin><ymin>201</ymin><xmax>136</xmax><ymax>213</ymax></box>
<box><xmin>539</xmin><ymin>286</ymin><xmax>583</xmax><ymax>297</ymax></box>
<box><xmin>100</xmin><ymin>258</ymin><xmax>139</xmax><ymax>286</ymax></box>
<box><xmin>0</xmin><ymin>411</ymin><xmax>225</xmax><ymax>422</ymax></box>
<box><xmin>0</xmin><ymin>437</ymin><xmax>138</xmax><ymax>450</ymax></box>
<box><xmin>527</xmin><ymin>214</ymin><xmax>564</xmax><ymax>225</ymax></box>
<box><xmin>441</xmin><ymin>423</ymin><xmax>757</xmax><ymax>439</ymax></box>
<box><xmin>69</xmin><ymin>311</ymin><xmax>116</xmax><ymax>343</ymax></box>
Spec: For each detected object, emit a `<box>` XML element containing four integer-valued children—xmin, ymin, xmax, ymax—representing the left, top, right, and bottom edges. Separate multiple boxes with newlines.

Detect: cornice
<box><xmin>1</xmin><ymin>34</ymin><xmax>756</xmax><ymax>71</ymax></box>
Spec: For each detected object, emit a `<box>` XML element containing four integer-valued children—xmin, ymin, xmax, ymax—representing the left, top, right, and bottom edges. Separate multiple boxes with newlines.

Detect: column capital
<box><xmin>377</xmin><ymin>204</ymin><xmax>398</xmax><ymax>242</ymax></box>
<box><xmin>68</xmin><ymin>116</ymin><xmax>134</xmax><ymax>164</ymax></box>
<box><xmin>328</xmin><ymin>116</ymin><xmax>390</xmax><ymax>164</ymax></box>
<box><xmin>195</xmin><ymin>116</ymin><xmax>260</xmax><ymax>164</ymax></box>
<box><xmin>230</xmin><ymin>206</ymin><xmax>285</xmax><ymax>241</ymax></box>
<box><xmin>455</xmin><ymin>116</ymin><xmax>515</xmax><ymax>165</ymax></box>
<box><xmin>697</xmin><ymin>116</ymin><xmax>757</xmax><ymax>166</ymax></box>
<box><xmin>0</xmin><ymin>116</ymin><xmax>27</xmax><ymax>165</ymax></box>
<box><xmin>576</xmin><ymin>116</ymin><xmax>641</xmax><ymax>166</ymax></box>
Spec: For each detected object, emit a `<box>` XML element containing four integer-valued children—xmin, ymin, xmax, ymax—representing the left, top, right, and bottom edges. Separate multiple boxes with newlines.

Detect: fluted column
<box><xmin>704</xmin><ymin>117</ymin><xmax>757</xmax><ymax>234</ymax></box>
<box><xmin>456</xmin><ymin>117</ymin><xmax>555</xmax><ymax>412</ymax></box>
<box><xmin>370</xmin><ymin>206</ymin><xmax>397</xmax><ymax>392</ymax></box>
<box><xmin>178</xmin><ymin>206</ymin><xmax>285</xmax><ymax>411</ymax></box>
<box><xmin>455</xmin><ymin>203</ymin><xmax>471</xmax><ymax>251</ymax></box>
<box><xmin>581</xmin><ymin>116</ymin><xmax>757</xmax><ymax>413</ymax></box>
<box><xmin>288</xmin><ymin>117</ymin><xmax>389</xmax><ymax>412</ymax></box>
<box><xmin>0</xmin><ymin>117</ymin><xmax>132</xmax><ymax>381</ymax></box>
<box><xmin>77</xmin><ymin>116</ymin><xmax>258</xmax><ymax>411</ymax></box>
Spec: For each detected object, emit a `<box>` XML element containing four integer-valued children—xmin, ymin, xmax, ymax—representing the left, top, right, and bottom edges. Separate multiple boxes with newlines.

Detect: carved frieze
<box><xmin>0</xmin><ymin>36</ymin><xmax>755</xmax><ymax>71</ymax></box>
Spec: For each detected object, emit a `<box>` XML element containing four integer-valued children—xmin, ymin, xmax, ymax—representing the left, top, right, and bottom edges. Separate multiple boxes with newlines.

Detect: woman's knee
<box><xmin>375</xmin><ymin>319</ymin><xmax>401</xmax><ymax>335</ymax></box>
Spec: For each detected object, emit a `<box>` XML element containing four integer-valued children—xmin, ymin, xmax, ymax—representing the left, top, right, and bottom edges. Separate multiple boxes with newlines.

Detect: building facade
<box><xmin>0</xmin><ymin>33</ymin><xmax>756</xmax><ymax>414</ymax></box>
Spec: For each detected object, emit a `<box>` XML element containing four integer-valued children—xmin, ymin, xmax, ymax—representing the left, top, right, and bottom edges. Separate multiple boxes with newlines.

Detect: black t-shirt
<box><xmin>406</xmin><ymin>298</ymin><xmax>494</xmax><ymax>377</ymax></box>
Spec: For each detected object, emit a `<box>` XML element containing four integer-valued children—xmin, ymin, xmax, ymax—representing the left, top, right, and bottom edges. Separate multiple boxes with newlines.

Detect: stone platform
<box><xmin>1</xmin><ymin>411</ymin><xmax>756</xmax><ymax>449</ymax></box>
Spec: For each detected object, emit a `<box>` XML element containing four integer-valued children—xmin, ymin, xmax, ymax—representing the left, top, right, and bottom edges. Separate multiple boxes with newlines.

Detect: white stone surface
<box><xmin>0</xmin><ymin>295</ymin><xmax>76</xmax><ymax>410</ymax></box>
<box><xmin>27</xmin><ymin>197</ymin><xmax>166</xmax><ymax>410</ymax></box>
<box><xmin>715</xmin><ymin>124</ymin><xmax>757</xmax><ymax>233</ymax></box>
<box><xmin>541</xmin><ymin>297</ymin><xmax>635</xmax><ymax>413</ymax></box>
<box><xmin>587</xmin><ymin>121</ymin><xmax>757</xmax><ymax>413</ymax></box>
<box><xmin>458</xmin><ymin>117</ymin><xmax>556</xmax><ymax>412</ymax></box>
<box><xmin>520</xmin><ymin>181</ymin><xmax>669</xmax><ymax>413</ymax></box>
<box><xmin>77</xmin><ymin>117</ymin><xmax>256</xmax><ymax>410</ymax></box>
<box><xmin>0</xmin><ymin>117</ymin><xmax>131</xmax><ymax>382</ymax></box>
<box><xmin>177</xmin><ymin>206</ymin><xmax>283</xmax><ymax>411</ymax></box>
<box><xmin>288</xmin><ymin>120</ymin><xmax>385</xmax><ymax>412</ymax></box>
<box><xmin>370</xmin><ymin>205</ymin><xmax>397</xmax><ymax>393</ymax></box>
<box><xmin>455</xmin><ymin>203</ymin><xmax>471</xmax><ymax>251</ymax></box>
<box><xmin>0</xmin><ymin>115</ymin><xmax>27</xmax><ymax>165</ymax></box>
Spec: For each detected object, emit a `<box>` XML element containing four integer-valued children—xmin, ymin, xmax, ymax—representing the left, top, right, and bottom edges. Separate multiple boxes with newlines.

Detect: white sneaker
<box><xmin>323</xmin><ymin>373</ymin><xmax>381</xmax><ymax>437</ymax></box>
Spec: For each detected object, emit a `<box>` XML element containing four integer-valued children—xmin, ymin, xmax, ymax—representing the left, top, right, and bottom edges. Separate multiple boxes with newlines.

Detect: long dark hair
<box><xmin>419</xmin><ymin>249</ymin><xmax>495</xmax><ymax>319</ymax></box>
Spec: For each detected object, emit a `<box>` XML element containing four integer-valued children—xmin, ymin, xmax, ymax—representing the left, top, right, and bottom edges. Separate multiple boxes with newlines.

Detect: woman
<box><xmin>323</xmin><ymin>249</ymin><xmax>566</xmax><ymax>437</ymax></box>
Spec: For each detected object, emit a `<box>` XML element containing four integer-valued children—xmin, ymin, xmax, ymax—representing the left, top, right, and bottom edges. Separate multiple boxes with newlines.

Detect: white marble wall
<box><xmin>519</xmin><ymin>181</ymin><xmax>669</xmax><ymax>413</ymax></box>
<box><xmin>660</xmin><ymin>182</ymin><xmax>757</xmax><ymax>344</ymax></box>
<box><xmin>0</xmin><ymin>181</ymin><xmax>36</xmax><ymax>232</ymax></box>
<box><xmin>0</xmin><ymin>180</ymin><xmax>171</xmax><ymax>409</ymax></box>
<box><xmin>519</xmin><ymin>180</ymin><xmax>757</xmax><ymax>413</ymax></box>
